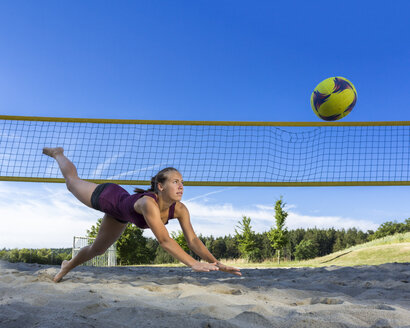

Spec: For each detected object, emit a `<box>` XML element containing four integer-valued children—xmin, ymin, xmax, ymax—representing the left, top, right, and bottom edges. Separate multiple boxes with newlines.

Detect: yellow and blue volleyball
<box><xmin>310</xmin><ymin>77</ymin><xmax>357</xmax><ymax>121</ymax></box>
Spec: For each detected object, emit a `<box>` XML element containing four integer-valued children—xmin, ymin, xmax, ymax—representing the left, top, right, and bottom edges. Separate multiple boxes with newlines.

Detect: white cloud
<box><xmin>0</xmin><ymin>182</ymin><xmax>380</xmax><ymax>248</ymax></box>
<box><xmin>182</xmin><ymin>200</ymin><xmax>379</xmax><ymax>237</ymax></box>
<box><xmin>92</xmin><ymin>154</ymin><xmax>122</xmax><ymax>177</ymax></box>
<box><xmin>286</xmin><ymin>211</ymin><xmax>379</xmax><ymax>232</ymax></box>
<box><xmin>0</xmin><ymin>182</ymin><xmax>101</xmax><ymax>249</ymax></box>
<box><xmin>106</xmin><ymin>164</ymin><xmax>163</xmax><ymax>180</ymax></box>
<box><xmin>185</xmin><ymin>187</ymin><xmax>237</xmax><ymax>202</ymax></box>
<box><xmin>255</xmin><ymin>204</ymin><xmax>275</xmax><ymax>211</ymax></box>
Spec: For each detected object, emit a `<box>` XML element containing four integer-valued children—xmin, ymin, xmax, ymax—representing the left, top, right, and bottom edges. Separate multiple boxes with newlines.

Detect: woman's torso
<box><xmin>98</xmin><ymin>184</ymin><xmax>176</xmax><ymax>228</ymax></box>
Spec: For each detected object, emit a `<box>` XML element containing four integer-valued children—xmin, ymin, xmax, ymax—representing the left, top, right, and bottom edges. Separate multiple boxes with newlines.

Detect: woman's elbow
<box><xmin>186</xmin><ymin>236</ymin><xmax>199</xmax><ymax>249</ymax></box>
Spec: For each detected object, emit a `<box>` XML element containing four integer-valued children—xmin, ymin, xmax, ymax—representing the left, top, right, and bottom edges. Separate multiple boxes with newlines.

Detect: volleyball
<box><xmin>310</xmin><ymin>77</ymin><xmax>357</xmax><ymax>121</ymax></box>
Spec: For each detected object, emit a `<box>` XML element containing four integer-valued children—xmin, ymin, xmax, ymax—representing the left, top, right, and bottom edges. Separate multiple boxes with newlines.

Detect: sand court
<box><xmin>0</xmin><ymin>260</ymin><xmax>409</xmax><ymax>327</ymax></box>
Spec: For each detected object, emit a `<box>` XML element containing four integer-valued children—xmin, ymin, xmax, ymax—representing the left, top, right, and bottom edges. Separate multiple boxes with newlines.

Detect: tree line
<box><xmin>0</xmin><ymin>248</ymin><xmax>71</xmax><ymax>265</ymax></box>
<box><xmin>1</xmin><ymin>199</ymin><xmax>409</xmax><ymax>265</ymax></box>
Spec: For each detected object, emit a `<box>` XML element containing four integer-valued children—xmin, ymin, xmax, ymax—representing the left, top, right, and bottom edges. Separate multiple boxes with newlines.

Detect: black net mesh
<box><xmin>1</xmin><ymin>118</ymin><xmax>409</xmax><ymax>185</ymax></box>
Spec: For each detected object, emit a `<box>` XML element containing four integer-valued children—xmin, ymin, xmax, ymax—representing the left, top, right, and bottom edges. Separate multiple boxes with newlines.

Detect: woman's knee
<box><xmin>64</xmin><ymin>177</ymin><xmax>96</xmax><ymax>208</ymax></box>
<box><xmin>65</xmin><ymin>176</ymin><xmax>79</xmax><ymax>193</ymax></box>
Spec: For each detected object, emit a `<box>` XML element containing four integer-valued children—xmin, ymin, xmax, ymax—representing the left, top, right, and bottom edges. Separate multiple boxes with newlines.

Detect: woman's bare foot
<box><xmin>53</xmin><ymin>260</ymin><xmax>70</xmax><ymax>283</ymax></box>
<box><xmin>42</xmin><ymin>147</ymin><xmax>64</xmax><ymax>158</ymax></box>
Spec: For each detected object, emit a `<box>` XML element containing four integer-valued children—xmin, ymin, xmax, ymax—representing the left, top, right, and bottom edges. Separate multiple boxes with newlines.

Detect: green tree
<box><xmin>18</xmin><ymin>248</ymin><xmax>32</xmax><ymax>263</ymax></box>
<box><xmin>117</xmin><ymin>225</ymin><xmax>153</xmax><ymax>265</ymax></box>
<box><xmin>9</xmin><ymin>249</ymin><xmax>19</xmax><ymax>262</ymax></box>
<box><xmin>235</xmin><ymin>216</ymin><xmax>260</xmax><ymax>261</ymax></box>
<box><xmin>86</xmin><ymin>218</ymin><xmax>102</xmax><ymax>238</ymax></box>
<box><xmin>146</xmin><ymin>238</ymin><xmax>159</xmax><ymax>256</ymax></box>
<box><xmin>87</xmin><ymin>218</ymin><xmax>153</xmax><ymax>265</ymax></box>
<box><xmin>154</xmin><ymin>245</ymin><xmax>176</xmax><ymax>264</ymax></box>
<box><xmin>259</xmin><ymin>232</ymin><xmax>275</xmax><ymax>259</ymax></box>
<box><xmin>211</xmin><ymin>237</ymin><xmax>226</xmax><ymax>259</ymax></box>
<box><xmin>268</xmin><ymin>198</ymin><xmax>289</xmax><ymax>264</ymax></box>
<box><xmin>294</xmin><ymin>239</ymin><xmax>319</xmax><ymax>260</ymax></box>
<box><xmin>224</xmin><ymin>235</ymin><xmax>240</xmax><ymax>259</ymax></box>
<box><xmin>332</xmin><ymin>236</ymin><xmax>345</xmax><ymax>252</ymax></box>
<box><xmin>171</xmin><ymin>230</ymin><xmax>189</xmax><ymax>252</ymax></box>
<box><xmin>304</xmin><ymin>228</ymin><xmax>332</xmax><ymax>256</ymax></box>
<box><xmin>288</xmin><ymin>228</ymin><xmax>306</xmax><ymax>259</ymax></box>
<box><xmin>205</xmin><ymin>235</ymin><xmax>214</xmax><ymax>254</ymax></box>
<box><xmin>0</xmin><ymin>249</ymin><xmax>7</xmax><ymax>261</ymax></box>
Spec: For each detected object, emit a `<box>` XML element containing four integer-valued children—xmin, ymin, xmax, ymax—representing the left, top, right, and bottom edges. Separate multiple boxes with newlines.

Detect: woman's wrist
<box><xmin>188</xmin><ymin>260</ymin><xmax>199</xmax><ymax>268</ymax></box>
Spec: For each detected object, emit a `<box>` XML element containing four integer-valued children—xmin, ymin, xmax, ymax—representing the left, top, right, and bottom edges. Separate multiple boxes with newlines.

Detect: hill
<box><xmin>225</xmin><ymin>232</ymin><xmax>410</xmax><ymax>268</ymax></box>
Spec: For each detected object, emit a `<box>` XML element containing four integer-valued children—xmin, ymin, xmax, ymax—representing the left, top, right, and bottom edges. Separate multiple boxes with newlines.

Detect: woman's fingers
<box><xmin>218</xmin><ymin>264</ymin><xmax>242</xmax><ymax>276</ymax></box>
<box><xmin>191</xmin><ymin>262</ymin><xmax>219</xmax><ymax>272</ymax></box>
<box><xmin>206</xmin><ymin>263</ymin><xmax>219</xmax><ymax>271</ymax></box>
<box><xmin>191</xmin><ymin>262</ymin><xmax>242</xmax><ymax>276</ymax></box>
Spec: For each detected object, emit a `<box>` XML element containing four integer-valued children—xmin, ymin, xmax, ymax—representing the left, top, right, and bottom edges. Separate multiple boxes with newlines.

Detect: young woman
<box><xmin>43</xmin><ymin>147</ymin><xmax>241</xmax><ymax>282</ymax></box>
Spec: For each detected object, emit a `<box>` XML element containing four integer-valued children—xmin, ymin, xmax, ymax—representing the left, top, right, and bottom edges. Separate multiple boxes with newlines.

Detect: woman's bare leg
<box><xmin>54</xmin><ymin>214</ymin><xmax>127</xmax><ymax>282</ymax></box>
<box><xmin>42</xmin><ymin>148</ymin><xmax>127</xmax><ymax>281</ymax></box>
<box><xmin>42</xmin><ymin>147</ymin><xmax>97</xmax><ymax>207</ymax></box>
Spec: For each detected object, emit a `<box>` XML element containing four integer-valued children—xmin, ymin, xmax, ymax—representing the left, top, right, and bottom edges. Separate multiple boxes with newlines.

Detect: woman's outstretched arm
<box><xmin>138</xmin><ymin>197</ymin><xmax>219</xmax><ymax>273</ymax></box>
<box><xmin>176</xmin><ymin>203</ymin><xmax>242</xmax><ymax>276</ymax></box>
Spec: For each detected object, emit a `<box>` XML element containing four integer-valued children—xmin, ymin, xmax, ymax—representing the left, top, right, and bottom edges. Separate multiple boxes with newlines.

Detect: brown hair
<box><xmin>134</xmin><ymin>167</ymin><xmax>179</xmax><ymax>194</ymax></box>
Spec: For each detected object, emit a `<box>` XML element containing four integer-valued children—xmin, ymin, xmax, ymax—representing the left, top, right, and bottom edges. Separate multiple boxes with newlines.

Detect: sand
<box><xmin>0</xmin><ymin>260</ymin><xmax>409</xmax><ymax>328</ymax></box>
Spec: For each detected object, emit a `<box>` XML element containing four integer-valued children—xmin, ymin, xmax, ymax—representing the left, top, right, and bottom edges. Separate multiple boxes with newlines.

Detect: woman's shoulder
<box><xmin>133</xmin><ymin>192</ymin><xmax>158</xmax><ymax>211</ymax></box>
<box><xmin>134</xmin><ymin>191</ymin><xmax>157</xmax><ymax>201</ymax></box>
<box><xmin>174</xmin><ymin>201</ymin><xmax>189</xmax><ymax>216</ymax></box>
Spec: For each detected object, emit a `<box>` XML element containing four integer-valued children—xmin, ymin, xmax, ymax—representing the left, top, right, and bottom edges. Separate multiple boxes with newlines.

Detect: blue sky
<box><xmin>1</xmin><ymin>1</ymin><xmax>409</xmax><ymax>248</ymax></box>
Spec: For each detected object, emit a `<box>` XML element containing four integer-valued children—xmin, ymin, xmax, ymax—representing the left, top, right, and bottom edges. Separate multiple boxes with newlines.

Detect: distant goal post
<box><xmin>73</xmin><ymin>236</ymin><xmax>117</xmax><ymax>267</ymax></box>
<box><xmin>1</xmin><ymin>115</ymin><xmax>409</xmax><ymax>187</ymax></box>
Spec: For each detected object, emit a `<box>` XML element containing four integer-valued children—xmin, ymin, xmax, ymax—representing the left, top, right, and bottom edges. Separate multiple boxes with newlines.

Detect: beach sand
<box><xmin>0</xmin><ymin>260</ymin><xmax>409</xmax><ymax>328</ymax></box>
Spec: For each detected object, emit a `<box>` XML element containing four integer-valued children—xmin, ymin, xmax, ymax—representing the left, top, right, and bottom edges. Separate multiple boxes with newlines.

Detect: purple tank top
<box><xmin>97</xmin><ymin>184</ymin><xmax>176</xmax><ymax>229</ymax></box>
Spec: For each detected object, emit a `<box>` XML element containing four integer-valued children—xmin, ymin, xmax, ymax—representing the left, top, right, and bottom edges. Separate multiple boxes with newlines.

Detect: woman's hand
<box><xmin>216</xmin><ymin>262</ymin><xmax>242</xmax><ymax>276</ymax></box>
<box><xmin>190</xmin><ymin>261</ymin><xmax>242</xmax><ymax>276</ymax></box>
<box><xmin>191</xmin><ymin>261</ymin><xmax>219</xmax><ymax>273</ymax></box>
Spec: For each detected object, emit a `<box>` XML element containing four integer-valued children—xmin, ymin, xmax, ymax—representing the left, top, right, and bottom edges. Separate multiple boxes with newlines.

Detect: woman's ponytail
<box><xmin>133</xmin><ymin>175</ymin><xmax>157</xmax><ymax>193</ymax></box>
<box><xmin>148</xmin><ymin>176</ymin><xmax>157</xmax><ymax>192</ymax></box>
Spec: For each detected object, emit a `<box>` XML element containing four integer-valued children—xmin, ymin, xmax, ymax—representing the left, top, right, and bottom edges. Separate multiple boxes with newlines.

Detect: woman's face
<box><xmin>159</xmin><ymin>171</ymin><xmax>184</xmax><ymax>201</ymax></box>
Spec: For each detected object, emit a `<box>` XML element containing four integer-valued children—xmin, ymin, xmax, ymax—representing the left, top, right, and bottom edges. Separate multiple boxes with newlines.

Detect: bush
<box><xmin>154</xmin><ymin>246</ymin><xmax>177</xmax><ymax>264</ymax></box>
<box><xmin>369</xmin><ymin>219</ymin><xmax>410</xmax><ymax>240</ymax></box>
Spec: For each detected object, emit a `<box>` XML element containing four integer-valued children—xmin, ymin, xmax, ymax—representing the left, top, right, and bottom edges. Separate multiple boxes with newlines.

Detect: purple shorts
<box><xmin>91</xmin><ymin>183</ymin><xmax>129</xmax><ymax>224</ymax></box>
<box><xmin>90</xmin><ymin>183</ymin><xmax>176</xmax><ymax>229</ymax></box>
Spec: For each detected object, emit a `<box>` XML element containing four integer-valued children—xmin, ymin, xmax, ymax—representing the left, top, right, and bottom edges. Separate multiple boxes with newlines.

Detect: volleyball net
<box><xmin>1</xmin><ymin>115</ymin><xmax>409</xmax><ymax>186</ymax></box>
